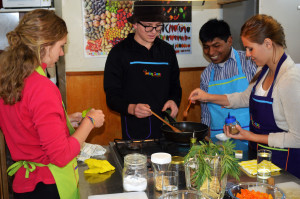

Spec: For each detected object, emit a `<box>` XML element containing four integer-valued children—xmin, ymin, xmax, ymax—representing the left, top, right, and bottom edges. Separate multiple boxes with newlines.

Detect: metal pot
<box><xmin>160</xmin><ymin>112</ymin><xmax>209</xmax><ymax>143</ymax></box>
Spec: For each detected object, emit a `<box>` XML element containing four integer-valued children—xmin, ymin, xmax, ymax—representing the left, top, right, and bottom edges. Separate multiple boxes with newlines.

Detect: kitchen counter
<box><xmin>78</xmin><ymin>145</ymin><xmax>300</xmax><ymax>199</ymax></box>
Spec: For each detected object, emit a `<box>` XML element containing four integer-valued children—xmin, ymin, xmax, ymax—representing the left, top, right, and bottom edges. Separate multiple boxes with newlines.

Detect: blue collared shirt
<box><xmin>200</xmin><ymin>47</ymin><xmax>257</xmax><ymax>126</ymax></box>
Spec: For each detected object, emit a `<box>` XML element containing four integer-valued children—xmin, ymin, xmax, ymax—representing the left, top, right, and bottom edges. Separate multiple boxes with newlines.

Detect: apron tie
<box><xmin>7</xmin><ymin>161</ymin><xmax>46</xmax><ymax>178</ymax></box>
<box><xmin>257</xmin><ymin>143</ymin><xmax>289</xmax><ymax>171</ymax></box>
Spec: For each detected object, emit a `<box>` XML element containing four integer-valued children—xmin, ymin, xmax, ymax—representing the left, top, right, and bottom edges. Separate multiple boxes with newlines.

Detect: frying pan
<box><xmin>160</xmin><ymin>112</ymin><xmax>209</xmax><ymax>143</ymax></box>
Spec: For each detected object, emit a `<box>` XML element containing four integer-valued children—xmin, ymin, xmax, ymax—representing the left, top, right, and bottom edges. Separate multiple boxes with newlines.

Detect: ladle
<box><xmin>150</xmin><ymin>110</ymin><xmax>182</xmax><ymax>133</ymax></box>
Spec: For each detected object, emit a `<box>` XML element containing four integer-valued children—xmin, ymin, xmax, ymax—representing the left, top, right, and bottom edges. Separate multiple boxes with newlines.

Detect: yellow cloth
<box><xmin>84</xmin><ymin>170</ymin><xmax>115</xmax><ymax>184</ymax></box>
<box><xmin>239</xmin><ymin>159</ymin><xmax>281</xmax><ymax>175</ymax></box>
<box><xmin>84</xmin><ymin>158</ymin><xmax>115</xmax><ymax>174</ymax></box>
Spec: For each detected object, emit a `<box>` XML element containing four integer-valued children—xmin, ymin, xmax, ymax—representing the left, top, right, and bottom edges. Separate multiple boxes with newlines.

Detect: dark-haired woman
<box><xmin>0</xmin><ymin>9</ymin><xmax>105</xmax><ymax>199</ymax></box>
<box><xmin>188</xmin><ymin>14</ymin><xmax>300</xmax><ymax>178</ymax></box>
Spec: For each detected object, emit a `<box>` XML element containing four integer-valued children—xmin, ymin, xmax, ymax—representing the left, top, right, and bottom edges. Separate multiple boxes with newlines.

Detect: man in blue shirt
<box><xmin>197</xmin><ymin>19</ymin><xmax>257</xmax><ymax>143</ymax></box>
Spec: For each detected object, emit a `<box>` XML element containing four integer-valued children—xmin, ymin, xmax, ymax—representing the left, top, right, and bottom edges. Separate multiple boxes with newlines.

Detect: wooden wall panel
<box><xmin>66</xmin><ymin>67</ymin><xmax>205</xmax><ymax>145</ymax></box>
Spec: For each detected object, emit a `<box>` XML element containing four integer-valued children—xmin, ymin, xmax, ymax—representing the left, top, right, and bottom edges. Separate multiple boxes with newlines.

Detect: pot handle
<box><xmin>162</xmin><ymin>110</ymin><xmax>177</xmax><ymax>123</ymax></box>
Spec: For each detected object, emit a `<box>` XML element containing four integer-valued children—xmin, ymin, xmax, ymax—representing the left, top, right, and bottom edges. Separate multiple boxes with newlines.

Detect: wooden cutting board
<box><xmin>88</xmin><ymin>192</ymin><xmax>148</xmax><ymax>199</ymax></box>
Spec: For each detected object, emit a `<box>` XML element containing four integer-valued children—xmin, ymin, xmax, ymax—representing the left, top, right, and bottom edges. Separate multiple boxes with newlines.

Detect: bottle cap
<box><xmin>225</xmin><ymin>112</ymin><xmax>236</xmax><ymax>124</ymax></box>
<box><xmin>151</xmin><ymin>152</ymin><xmax>172</xmax><ymax>164</ymax></box>
<box><xmin>124</xmin><ymin>153</ymin><xmax>147</xmax><ymax>165</ymax></box>
<box><xmin>171</xmin><ymin>156</ymin><xmax>184</xmax><ymax>165</ymax></box>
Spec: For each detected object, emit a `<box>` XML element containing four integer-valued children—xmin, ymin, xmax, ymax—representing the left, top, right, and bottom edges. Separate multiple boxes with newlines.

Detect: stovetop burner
<box><xmin>112</xmin><ymin>138</ymin><xmax>191</xmax><ymax>170</ymax></box>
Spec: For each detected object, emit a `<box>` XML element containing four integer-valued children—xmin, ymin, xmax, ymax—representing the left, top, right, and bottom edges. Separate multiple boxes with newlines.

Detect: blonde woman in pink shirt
<box><xmin>0</xmin><ymin>9</ymin><xmax>105</xmax><ymax>199</ymax></box>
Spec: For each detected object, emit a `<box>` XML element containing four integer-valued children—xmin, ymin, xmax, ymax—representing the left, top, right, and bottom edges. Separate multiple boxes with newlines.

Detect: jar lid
<box><xmin>225</xmin><ymin>112</ymin><xmax>236</xmax><ymax>124</ymax></box>
<box><xmin>124</xmin><ymin>153</ymin><xmax>147</xmax><ymax>165</ymax></box>
<box><xmin>151</xmin><ymin>152</ymin><xmax>171</xmax><ymax>164</ymax></box>
<box><xmin>171</xmin><ymin>156</ymin><xmax>184</xmax><ymax>165</ymax></box>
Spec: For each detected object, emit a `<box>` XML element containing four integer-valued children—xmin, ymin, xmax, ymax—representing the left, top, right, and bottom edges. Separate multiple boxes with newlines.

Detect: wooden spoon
<box><xmin>150</xmin><ymin>110</ymin><xmax>182</xmax><ymax>133</ymax></box>
<box><xmin>183</xmin><ymin>100</ymin><xmax>192</xmax><ymax>118</ymax></box>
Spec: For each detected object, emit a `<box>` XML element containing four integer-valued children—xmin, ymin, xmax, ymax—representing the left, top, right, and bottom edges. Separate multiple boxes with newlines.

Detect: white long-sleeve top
<box><xmin>225</xmin><ymin>55</ymin><xmax>300</xmax><ymax>148</ymax></box>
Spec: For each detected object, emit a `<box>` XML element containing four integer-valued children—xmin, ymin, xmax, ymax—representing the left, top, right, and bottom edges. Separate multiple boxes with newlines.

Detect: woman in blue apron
<box><xmin>189</xmin><ymin>14</ymin><xmax>300</xmax><ymax>178</ymax></box>
<box><xmin>0</xmin><ymin>10</ymin><xmax>105</xmax><ymax>198</ymax></box>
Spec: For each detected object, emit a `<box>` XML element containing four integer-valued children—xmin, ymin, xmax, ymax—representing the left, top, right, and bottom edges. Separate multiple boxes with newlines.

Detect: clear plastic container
<box><xmin>225</xmin><ymin>113</ymin><xmax>239</xmax><ymax>135</ymax></box>
<box><xmin>123</xmin><ymin>153</ymin><xmax>148</xmax><ymax>192</ymax></box>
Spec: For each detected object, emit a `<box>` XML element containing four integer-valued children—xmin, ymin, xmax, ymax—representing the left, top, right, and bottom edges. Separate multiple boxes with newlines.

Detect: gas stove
<box><xmin>109</xmin><ymin>138</ymin><xmax>191</xmax><ymax>171</ymax></box>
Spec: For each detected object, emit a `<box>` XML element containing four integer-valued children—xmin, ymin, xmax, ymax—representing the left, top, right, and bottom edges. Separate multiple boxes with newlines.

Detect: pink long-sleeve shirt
<box><xmin>0</xmin><ymin>65</ymin><xmax>80</xmax><ymax>193</ymax></box>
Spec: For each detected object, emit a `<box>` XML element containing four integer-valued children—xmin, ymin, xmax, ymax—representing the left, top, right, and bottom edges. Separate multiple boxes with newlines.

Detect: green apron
<box><xmin>7</xmin><ymin>66</ymin><xmax>80</xmax><ymax>199</ymax></box>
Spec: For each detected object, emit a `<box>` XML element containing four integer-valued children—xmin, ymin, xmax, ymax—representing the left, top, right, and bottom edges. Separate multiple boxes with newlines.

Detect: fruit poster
<box><xmin>82</xmin><ymin>0</ymin><xmax>192</xmax><ymax>57</ymax></box>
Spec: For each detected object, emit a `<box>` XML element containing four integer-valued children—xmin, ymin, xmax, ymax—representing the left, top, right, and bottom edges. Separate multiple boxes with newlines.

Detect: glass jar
<box><xmin>185</xmin><ymin>155</ymin><xmax>228</xmax><ymax>199</ymax></box>
<box><xmin>225</xmin><ymin>113</ymin><xmax>239</xmax><ymax>135</ymax></box>
<box><xmin>123</xmin><ymin>153</ymin><xmax>148</xmax><ymax>192</ymax></box>
<box><xmin>185</xmin><ymin>156</ymin><xmax>199</xmax><ymax>191</ymax></box>
<box><xmin>151</xmin><ymin>152</ymin><xmax>171</xmax><ymax>191</ymax></box>
<box><xmin>170</xmin><ymin>156</ymin><xmax>186</xmax><ymax>189</ymax></box>
<box><xmin>151</xmin><ymin>152</ymin><xmax>171</xmax><ymax>173</ymax></box>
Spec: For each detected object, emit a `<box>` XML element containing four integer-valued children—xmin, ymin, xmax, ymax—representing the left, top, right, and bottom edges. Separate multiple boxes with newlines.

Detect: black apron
<box><xmin>249</xmin><ymin>53</ymin><xmax>300</xmax><ymax>178</ymax></box>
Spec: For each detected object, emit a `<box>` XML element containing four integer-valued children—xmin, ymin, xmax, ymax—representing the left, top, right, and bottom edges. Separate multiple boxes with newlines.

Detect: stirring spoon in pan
<box><xmin>150</xmin><ymin>110</ymin><xmax>182</xmax><ymax>133</ymax></box>
<box><xmin>183</xmin><ymin>100</ymin><xmax>192</xmax><ymax>118</ymax></box>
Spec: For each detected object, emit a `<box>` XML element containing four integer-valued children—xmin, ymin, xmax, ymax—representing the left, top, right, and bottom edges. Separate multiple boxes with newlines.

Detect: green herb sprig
<box><xmin>184</xmin><ymin>140</ymin><xmax>240</xmax><ymax>189</ymax></box>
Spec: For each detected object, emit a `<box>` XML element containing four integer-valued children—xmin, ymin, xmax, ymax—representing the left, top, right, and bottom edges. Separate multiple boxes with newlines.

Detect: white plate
<box><xmin>215</xmin><ymin>133</ymin><xmax>230</xmax><ymax>141</ymax></box>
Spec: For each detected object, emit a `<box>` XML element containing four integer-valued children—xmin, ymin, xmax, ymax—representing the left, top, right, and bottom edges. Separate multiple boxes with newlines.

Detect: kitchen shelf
<box><xmin>0</xmin><ymin>7</ymin><xmax>54</xmax><ymax>13</ymax></box>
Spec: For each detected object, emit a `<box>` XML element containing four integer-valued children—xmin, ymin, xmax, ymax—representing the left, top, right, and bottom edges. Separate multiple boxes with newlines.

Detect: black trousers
<box><xmin>14</xmin><ymin>182</ymin><xmax>60</xmax><ymax>199</ymax></box>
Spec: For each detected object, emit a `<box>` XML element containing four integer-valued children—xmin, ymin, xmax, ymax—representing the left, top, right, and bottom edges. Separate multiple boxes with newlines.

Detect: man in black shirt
<box><xmin>104</xmin><ymin>1</ymin><xmax>182</xmax><ymax>140</ymax></box>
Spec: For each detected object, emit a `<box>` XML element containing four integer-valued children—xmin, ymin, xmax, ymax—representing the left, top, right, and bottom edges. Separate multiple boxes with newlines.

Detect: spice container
<box><xmin>225</xmin><ymin>113</ymin><xmax>240</xmax><ymax>135</ymax></box>
<box><xmin>123</xmin><ymin>153</ymin><xmax>148</xmax><ymax>192</ymax></box>
<box><xmin>151</xmin><ymin>152</ymin><xmax>172</xmax><ymax>173</ymax></box>
<box><xmin>170</xmin><ymin>156</ymin><xmax>186</xmax><ymax>189</ymax></box>
<box><xmin>151</xmin><ymin>152</ymin><xmax>172</xmax><ymax>191</ymax></box>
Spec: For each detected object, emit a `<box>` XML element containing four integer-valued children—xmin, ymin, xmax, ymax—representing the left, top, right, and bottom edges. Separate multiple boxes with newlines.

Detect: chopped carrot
<box><xmin>235</xmin><ymin>189</ymin><xmax>273</xmax><ymax>199</ymax></box>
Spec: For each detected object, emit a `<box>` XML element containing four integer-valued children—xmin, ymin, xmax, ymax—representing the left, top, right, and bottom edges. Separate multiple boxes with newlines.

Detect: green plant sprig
<box><xmin>184</xmin><ymin>139</ymin><xmax>240</xmax><ymax>189</ymax></box>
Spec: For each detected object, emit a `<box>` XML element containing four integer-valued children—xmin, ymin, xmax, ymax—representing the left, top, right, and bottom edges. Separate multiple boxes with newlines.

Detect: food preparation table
<box><xmin>78</xmin><ymin>145</ymin><xmax>300</xmax><ymax>199</ymax></box>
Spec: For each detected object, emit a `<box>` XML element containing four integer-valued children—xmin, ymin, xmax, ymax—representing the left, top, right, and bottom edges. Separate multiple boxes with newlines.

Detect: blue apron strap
<box><xmin>210</xmin><ymin>49</ymin><xmax>242</xmax><ymax>82</ymax></box>
<box><xmin>233</xmin><ymin>49</ymin><xmax>243</xmax><ymax>75</ymax></box>
<box><xmin>210</xmin><ymin>68</ymin><xmax>215</xmax><ymax>82</ymax></box>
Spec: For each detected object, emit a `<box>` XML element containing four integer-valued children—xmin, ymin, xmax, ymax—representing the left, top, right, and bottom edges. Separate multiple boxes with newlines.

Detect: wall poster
<box><xmin>82</xmin><ymin>0</ymin><xmax>135</xmax><ymax>57</ymax></box>
<box><xmin>160</xmin><ymin>1</ymin><xmax>192</xmax><ymax>54</ymax></box>
<box><xmin>82</xmin><ymin>1</ymin><xmax>192</xmax><ymax>57</ymax></box>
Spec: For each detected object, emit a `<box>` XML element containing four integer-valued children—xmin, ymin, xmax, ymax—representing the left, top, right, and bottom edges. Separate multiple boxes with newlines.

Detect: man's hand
<box><xmin>128</xmin><ymin>104</ymin><xmax>151</xmax><ymax>118</ymax></box>
<box><xmin>162</xmin><ymin>100</ymin><xmax>178</xmax><ymax>118</ymax></box>
<box><xmin>188</xmin><ymin>88</ymin><xmax>210</xmax><ymax>103</ymax></box>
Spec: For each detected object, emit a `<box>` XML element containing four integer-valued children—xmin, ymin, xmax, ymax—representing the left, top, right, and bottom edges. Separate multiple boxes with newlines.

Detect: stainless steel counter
<box><xmin>78</xmin><ymin>145</ymin><xmax>300</xmax><ymax>199</ymax></box>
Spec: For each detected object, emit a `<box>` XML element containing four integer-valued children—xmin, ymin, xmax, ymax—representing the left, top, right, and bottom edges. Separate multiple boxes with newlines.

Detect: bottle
<box><xmin>225</xmin><ymin>113</ymin><xmax>240</xmax><ymax>135</ymax></box>
<box><xmin>190</xmin><ymin>132</ymin><xmax>197</xmax><ymax>148</ymax></box>
<box><xmin>123</xmin><ymin>153</ymin><xmax>148</xmax><ymax>192</ymax></box>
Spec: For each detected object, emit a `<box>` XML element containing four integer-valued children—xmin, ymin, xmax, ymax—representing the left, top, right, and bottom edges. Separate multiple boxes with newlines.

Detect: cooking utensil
<box><xmin>151</xmin><ymin>110</ymin><xmax>182</xmax><ymax>133</ymax></box>
<box><xmin>161</xmin><ymin>111</ymin><xmax>209</xmax><ymax>143</ymax></box>
<box><xmin>183</xmin><ymin>100</ymin><xmax>191</xmax><ymax>118</ymax></box>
